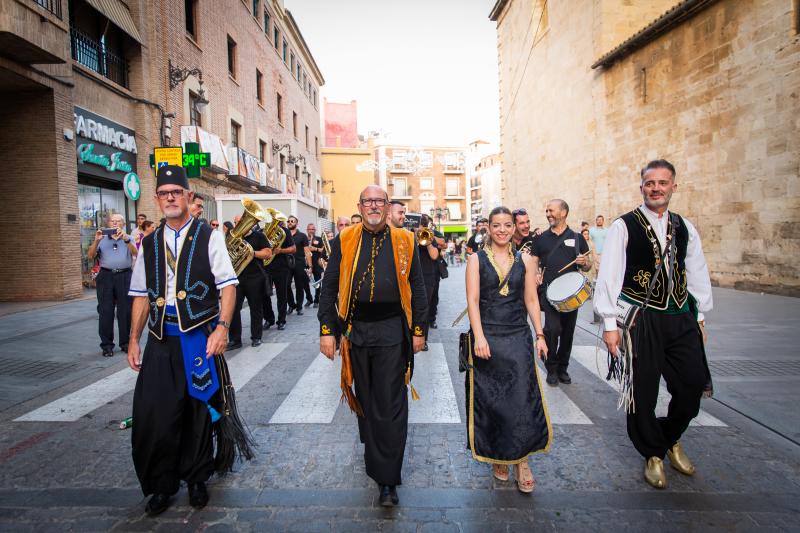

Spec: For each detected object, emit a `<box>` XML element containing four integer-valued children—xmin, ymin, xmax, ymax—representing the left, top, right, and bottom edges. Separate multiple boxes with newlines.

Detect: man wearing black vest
<box><xmin>531</xmin><ymin>199</ymin><xmax>591</xmax><ymax>386</ymax></box>
<box><xmin>127</xmin><ymin>165</ymin><xmax>238</xmax><ymax>515</ymax></box>
<box><xmin>594</xmin><ymin>159</ymin><xmax>713</xmax><ymax>489</ymax></box>
<box><xmin>227</xmin><ymin>214</ymin><xmax>272</xmax><ymax>349</ymax></box>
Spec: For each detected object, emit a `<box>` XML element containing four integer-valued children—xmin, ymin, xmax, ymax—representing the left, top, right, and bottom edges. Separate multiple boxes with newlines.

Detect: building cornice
<box><xmin>591</xmin><ymin>0</ymin><xmax>719</xmax><ymax>70</ymax></box>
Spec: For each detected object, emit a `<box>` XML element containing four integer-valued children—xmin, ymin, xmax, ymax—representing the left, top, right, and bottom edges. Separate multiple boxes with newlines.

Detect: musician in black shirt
<box><xmin>228</xmin><ymin>217</ymin><xmax>272</xmax><ymax>349</ymax></box>
<box><xmin>466</xmin><ymin>218</ymin><xmax>488</xmax><ymax>255</ymax></box>
<box><xmin>287</xmin><ymin>216</ymin><xmax>313</xmax><ymax>314</ymax></box>
<box><xmin>511</xmin><ymin>208</ymin><xmax>536</xmax><ymax>254</ymax></box>
<box><xmin>307</xmin><ymin>223</ymin><xmax>324</xmax><ymax>307</ymax></box>
<box><xmin>530</xmin><ymin>200</ymin><xmax>590</xmax><ymax>386</ymax></box>
<box><xmin>263</xmin><ymin>223</ymin><xmax>296</xmax><ymax>330</ymax></box>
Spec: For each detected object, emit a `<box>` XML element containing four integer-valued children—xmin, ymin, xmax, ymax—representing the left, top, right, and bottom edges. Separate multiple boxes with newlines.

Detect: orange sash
<box><xmin>337</xmin><ymin>224</ymin><xmax>416</xmax><ymax>415</ymax></box>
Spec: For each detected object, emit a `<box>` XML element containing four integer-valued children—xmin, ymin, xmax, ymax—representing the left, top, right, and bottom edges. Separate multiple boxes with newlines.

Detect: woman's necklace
<box><xmin>485</xmin><ymin>243</ymin><xmax>514</xmax><ymax>296</ymax></box>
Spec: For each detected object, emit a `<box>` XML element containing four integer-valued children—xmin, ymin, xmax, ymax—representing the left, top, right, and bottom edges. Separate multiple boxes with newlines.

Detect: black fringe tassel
<box><xmin>212</xmin><ymin>354</ymin><xmax>257</xmax><ymax>474</ymax></box>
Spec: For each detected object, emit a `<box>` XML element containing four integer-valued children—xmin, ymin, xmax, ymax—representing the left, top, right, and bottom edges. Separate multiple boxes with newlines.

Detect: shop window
<box><xmin>185</xmin><ymin>0</ymin><xmax>198</xmax><ymax>39</ymax></box>
<box><xmin>189</xmin><ymin>91</ymin><xmax>202</xmax><ymax>127</ymax></box>
<box><xmin>230</xmin><ymin>120</ymin><xmax>240</xmax><ymax>148</ymax></box>
<box><xmin>227</xmin><ymin>35</ymin><xmax>237</xmax><ymax>78</ymax></box>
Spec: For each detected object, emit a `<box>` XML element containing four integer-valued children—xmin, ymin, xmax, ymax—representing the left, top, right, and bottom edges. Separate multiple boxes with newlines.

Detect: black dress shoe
<box><xmin>145</xmin><ymin>493</ymin><xmax>171</xmax><ymax>516</ymax></box>
<box><xmin>431</xmin><ymin>322</ymin><xmax>438</xmax><ymax>329</ymax></box>
<box><xmin>277</xmin><ymin>323</ymin><xmax>286</xmax><ymax>331</ymax></box>
<box><xmin>546</xmin><ymin>372</ymin><xmax>558</xmax><ymax>386</ymax></box>
<box><xmin>263</xmin><ymin>321</ymin><xmax>274</xmax><ymax>331</ymax></box>
<box><xmin>313</xmin><ymin>302</ymin><xmax>319</xmax><ymax>308</ymax></box>
<box><xmin>304</xmin><ymin>301</ymin><xmax>313</xmax><ymax>307</ymax></box>
<box><xmin>188</xmin><ymin>482</ymin><xmax>209</xmax><ymax>509</ymax></box>
<box><xmin>120</xmin><ymin>345</ymin><xmax>128</xmax><ymax>353</ymax></box>
<box><xmin>296</xmin><ymin>309</ymin><xmax>304</xmax><ymax>316</ymax></box>
<box><xmin>379</xmin><ymin>485</ymin><xmax>399</xmax><ymax>507</ymax></box>
<box><xmin>558</xmin><ymin>371</ymin><xmax>572</xmax><ymax>384</ymax></box>
<box><xmin>226</xmin><ymin>340</ymin><xmax>243</xmax><ymax>351</ymax></box>
<box><xmin>422</xmin><ymin>343</ymin><xmax>429</xmax><ymax>351</ymax></box>
<box><xmin>102</xmin><ymin>349</ymin><xmax>113</xmax><ymax>358</ymax></box>
<box><xmin>251</xmin><ymin>339</ymin><xmax>262</xmax><ymax>347</ymax></box>
<box><xmin>287</xmin><ymin>307</ymin><xmax>295</xmax><ymax>315</ymax></box>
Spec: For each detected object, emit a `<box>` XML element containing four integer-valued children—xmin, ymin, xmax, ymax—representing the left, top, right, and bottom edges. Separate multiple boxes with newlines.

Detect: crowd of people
<box><xmin>100</xmin><ymin>159</ymin><xmax>713</xmax><ymax>515</ymax></box>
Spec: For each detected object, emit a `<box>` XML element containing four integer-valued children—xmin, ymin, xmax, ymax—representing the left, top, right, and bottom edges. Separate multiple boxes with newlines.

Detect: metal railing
<box><xmin>70</xmin><ymin>28</ymin><xmax>129</xmax><ymax>88</ymax></box>
<box><xmin>33</xmin><ymin>0</ymin><xmax>62</xmax><ymax>19</ymax></box>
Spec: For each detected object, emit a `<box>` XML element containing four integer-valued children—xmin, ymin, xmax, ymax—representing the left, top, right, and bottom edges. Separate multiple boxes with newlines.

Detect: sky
<box><xmin>287</xmin><ymin>0</ymin><xmax>500</xmax><ymax>147</ymax></box>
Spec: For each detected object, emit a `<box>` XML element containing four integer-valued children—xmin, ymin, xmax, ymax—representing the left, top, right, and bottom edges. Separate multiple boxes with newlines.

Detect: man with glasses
<box><xmin>210</xmin><ymin>219</ymin><xmax>220</xmax><ymax>231</ymax></box>
<box><xmin>127</xmin><ymin>165</ymin><xmax>239</xmax><ymax>516</ymax></box>
<box><xmin>318</xmin><ymin>185</ymin><xmax>428</xmax><ymax>507</ymax></box>
<box><xmin>87</xmin><ymin>212</ymin><xmax>138</xmax><ymax>357</ymax></box>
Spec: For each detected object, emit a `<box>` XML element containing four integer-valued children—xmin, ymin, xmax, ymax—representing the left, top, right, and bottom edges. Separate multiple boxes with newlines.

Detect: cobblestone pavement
<box><xmin>1</xmin><ymin>268</ymin><xmax>799</xmax><ymax>532</ymax></box>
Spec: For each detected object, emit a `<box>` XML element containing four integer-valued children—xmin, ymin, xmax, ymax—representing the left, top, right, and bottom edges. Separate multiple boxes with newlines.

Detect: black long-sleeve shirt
<box><xmin>318</xmin><ymin>226</ymin><xmax>427</xmax><ymax>346</ymax></box>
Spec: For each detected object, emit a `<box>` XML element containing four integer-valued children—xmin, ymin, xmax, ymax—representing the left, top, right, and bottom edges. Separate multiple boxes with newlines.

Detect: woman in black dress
<box><xmin>465</xmin><ymin>206</ymin><xmax>551</xmax><ymax>493</ymax></box>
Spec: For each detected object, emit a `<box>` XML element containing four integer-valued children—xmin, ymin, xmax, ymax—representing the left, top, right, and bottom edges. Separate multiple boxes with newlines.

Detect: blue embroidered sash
<box><xmin>164</xmin><ymin>306</ymin><xmax>221</xmax><ymax>421</ymax></box>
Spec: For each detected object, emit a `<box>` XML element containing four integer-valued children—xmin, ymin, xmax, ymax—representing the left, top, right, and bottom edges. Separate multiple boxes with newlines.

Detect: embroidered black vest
<box><xmin>142</xmin><ymin>218</ymin><xmax>219</xmax><ymax>339</ymax></box>
<box><xmin>620</xmin><ymin>208</ymin><xmax>689</xmax><ymax>311</ymax></box>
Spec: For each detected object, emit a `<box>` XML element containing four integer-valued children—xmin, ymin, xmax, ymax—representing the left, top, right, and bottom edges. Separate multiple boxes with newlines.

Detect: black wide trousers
<box><xmin>540</xmin><ymin>297</ymin><xmax>578</xmax><ymax>374</ymax></box>
<box><xmin>627</xmin><ymin>311</ymin><xmax>707</xmax><ymax>459</ymax></box>
<box><xmin>132</xmin><ymin>334</ymin><xmax>214</xmax><ymax>496</ymax></box>
<box><xmin>351</xmin><ymin>342</ymin><xmax>408</xmax><ymax>486</ymax></box>
<box><xmin>230</xmin><ymin>275</ymin><xmax>264</xmax><ymax>342</ymax></box>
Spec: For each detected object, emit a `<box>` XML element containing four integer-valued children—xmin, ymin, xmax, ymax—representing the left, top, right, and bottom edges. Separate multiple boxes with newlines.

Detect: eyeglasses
<box><xmin>156</xmin><ymin>189</ymin><xmax>185</xmax><ymax>199</ymax></box>
<box><xmin>211</xmin><ymin>223</ymin><xmax>219</xmax><ymax>228</ymax></box>
<box><xmin>359</xmin><ymin>198</ymin><xmax>387</xmax><ymax>207</ymax></box>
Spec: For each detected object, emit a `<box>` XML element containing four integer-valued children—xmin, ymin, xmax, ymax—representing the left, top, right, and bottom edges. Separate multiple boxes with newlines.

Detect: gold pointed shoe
<box><xmin>667</xmin><ymin>442</ymin><xmax>696</xmax><ymax>476</ymax></box>
<box><xmin>644</xmin><ymin>457</ymin><xmax>667</xmax><ymax>489</ymax></box>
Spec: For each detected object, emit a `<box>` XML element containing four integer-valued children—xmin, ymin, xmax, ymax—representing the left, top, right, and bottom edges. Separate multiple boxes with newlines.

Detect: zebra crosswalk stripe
<box><xmin>409</xmin><ymin>343</ymin><xmax>461</xmax><ymax>424</ymax></box>
<box><xmin>269</xmin><ymin>354</ymin><xmax>342</xmax><ymax>424</ymax></box>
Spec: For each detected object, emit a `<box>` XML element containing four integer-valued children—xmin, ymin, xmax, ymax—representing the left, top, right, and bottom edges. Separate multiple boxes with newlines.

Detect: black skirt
<box><xmin>466</xmin><ymin>324</ymin><xmax>552</xmax><ymax>464</ymax></box>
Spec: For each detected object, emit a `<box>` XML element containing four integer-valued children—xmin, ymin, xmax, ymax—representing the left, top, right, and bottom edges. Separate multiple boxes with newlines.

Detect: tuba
<box><xmin>416</xmin><ymin>227</ymin><xmax>434</xmax><ymax>247</ymax></box>
<box><xmin>226</xmin><ymin>197</ymin><xmax>268</xmax><ymax>275</ymax></box>
<box><xmin>262</xmin><ymin>207</ymin><xmax>288</xmax><ymax>266</ymax></box>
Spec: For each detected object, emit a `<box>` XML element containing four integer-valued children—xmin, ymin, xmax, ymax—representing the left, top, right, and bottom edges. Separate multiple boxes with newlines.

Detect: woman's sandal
<box><xmin>514</xmin><ymin>463</ymin><xmax>536</xmax><ymax>493</ymax></box>
<box><xmin>493</xmin><ymin>464</ymin><xmax>509</xmax><ymax>481</ymax></box>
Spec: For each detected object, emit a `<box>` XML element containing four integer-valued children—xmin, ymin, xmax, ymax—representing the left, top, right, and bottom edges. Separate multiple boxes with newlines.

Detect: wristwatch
<box><xmin>217</xmin><ymin>320</ymin><xmax>230</xmax><ymax>329</ymax></box>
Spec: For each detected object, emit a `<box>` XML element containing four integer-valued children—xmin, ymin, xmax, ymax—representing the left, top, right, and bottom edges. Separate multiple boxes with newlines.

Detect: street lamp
<box><xmin>168</xmin><ymin>60</ymin><xmax>210</xmax><ymax>114</ymax></box>
<box><xmin>430</xmin><ymin>206</ymin><xmax>449</xmax><ymax>230</ymax></box>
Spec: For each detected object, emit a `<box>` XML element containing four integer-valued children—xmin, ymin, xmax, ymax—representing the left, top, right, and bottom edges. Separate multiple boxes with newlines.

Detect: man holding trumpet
<box><xmin>530</xmin><ymin>199</ymin><xmax>591</xmax><ymax>386</ymax></box>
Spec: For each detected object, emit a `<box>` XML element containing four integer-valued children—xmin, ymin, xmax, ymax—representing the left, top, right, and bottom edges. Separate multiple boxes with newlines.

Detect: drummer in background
<box><xmin>530</xmin><ymin>200</ymin><xmax>590</xmax><ymax>387</ymax></box>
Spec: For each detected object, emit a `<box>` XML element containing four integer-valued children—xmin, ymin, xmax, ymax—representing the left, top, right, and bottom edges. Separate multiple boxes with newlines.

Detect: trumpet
<box><xmin>416</xmin><ymin>227</ymin><xmax>434</xmax><ymax>247</ymax></box>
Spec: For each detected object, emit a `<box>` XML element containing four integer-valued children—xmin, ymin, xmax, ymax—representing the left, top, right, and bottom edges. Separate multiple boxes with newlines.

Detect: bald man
<box><xmin>318</xmin><ymin>185</ymin><xmax>428</xmax><ymax>507</ymax></box>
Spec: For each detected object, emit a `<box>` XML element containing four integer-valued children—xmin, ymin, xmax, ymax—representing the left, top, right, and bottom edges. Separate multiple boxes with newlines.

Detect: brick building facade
<box><xmin>490</xmin><ymin>0</ymin><xmax>800</xmax><ymax>294</ymax></box>
<box><xmin>0</xmin><ymin>0</ymin><xmax>325</xmax><ymax>301</ymax></box>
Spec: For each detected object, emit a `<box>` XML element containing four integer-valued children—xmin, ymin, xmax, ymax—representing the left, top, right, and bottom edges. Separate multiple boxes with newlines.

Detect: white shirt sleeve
<box><xmin>683</xmin><ymin>218</ymin><xmax>713</xmax><ymax>319</ymax></box>
<box><xmin>128</xmin><ymin>247</ymin><xmax>147</xmax><ymax>296</ymax></box>
<box><xmin>209</xmin><ymin>230</ymin><xmax>238</xmax><ymax>289</ymax></box>
<box><xmin>593</xmin><ymin>219</ymin><xmax>627</xmax><ymax>332</ymax></box>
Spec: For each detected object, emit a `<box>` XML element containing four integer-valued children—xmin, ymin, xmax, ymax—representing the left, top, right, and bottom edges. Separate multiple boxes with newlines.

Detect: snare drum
<box><xmin>546</xmin><ymin>272</ymin><xmax>592</xmax><ymax>312</ymax></box>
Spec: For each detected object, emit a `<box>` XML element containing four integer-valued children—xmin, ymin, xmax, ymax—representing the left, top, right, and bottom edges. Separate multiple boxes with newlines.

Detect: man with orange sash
<box><xmin>318</xmin><ymin>185</ymin><xmax>428</xmax><ymax>507</ymax></box>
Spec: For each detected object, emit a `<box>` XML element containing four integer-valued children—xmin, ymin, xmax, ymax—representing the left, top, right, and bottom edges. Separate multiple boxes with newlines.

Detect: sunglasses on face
<box><xmin>211</xmin><ymin>223</ymin><xmax>219</xmax><ymax>227</ymax></box>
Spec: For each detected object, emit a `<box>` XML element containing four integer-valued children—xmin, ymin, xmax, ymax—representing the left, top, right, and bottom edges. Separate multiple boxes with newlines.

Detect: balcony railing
<box><xmin>33</xmin><ymin>0</ymin><xmax>62</xmax><ymax>19</ymax></box>
<box><xmin>70</xmin><ymin>28</ymin><xmax>129</xmax><ymax>88</ymax></box>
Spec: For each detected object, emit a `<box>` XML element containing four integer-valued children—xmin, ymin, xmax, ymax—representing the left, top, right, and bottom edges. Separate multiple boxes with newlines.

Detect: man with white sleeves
<box><xmin>127</xmin><ymin>165</ymin><xmax>238</xmax><ymax>516</ymax></box>
<box><xmin>594</xmin><ymin>159</ymin><xmax>713</xmax><ymax>490</ymax></box>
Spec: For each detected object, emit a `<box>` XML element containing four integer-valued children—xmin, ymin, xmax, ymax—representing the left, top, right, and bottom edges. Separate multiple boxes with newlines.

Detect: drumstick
<box><xmin>557</xmin><ymin>252</ymin><xmax>590</xmax><ymax>274</ymax></box>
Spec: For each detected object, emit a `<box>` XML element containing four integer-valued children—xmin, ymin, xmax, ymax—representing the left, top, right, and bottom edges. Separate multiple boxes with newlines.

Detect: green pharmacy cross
<box><xmin>182</xmin><ymin>143</ymin><xmax>211</xmax><ymax>178</ymax></box>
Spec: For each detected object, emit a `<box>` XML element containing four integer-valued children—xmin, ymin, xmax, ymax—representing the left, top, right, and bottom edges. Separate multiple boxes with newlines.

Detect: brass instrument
<box><xmin>322</xmin><ymin>231</ymin><xmax>332</xmax><ymax>257</ymax></box>
<box><xmin>475</xmin><ymin>228</ymin><xmax>488</xmax><ymax>250</ymax></box>
<box><xmin>416</xmin><ymin>227</ymin><xmax>434</xmax><ymax>247</ymax></box>
<box><xmin>262</xmin><ymin>207</ymin><xmax>288</xmax><ymax>266</ymax></box>
<box><xmin>517</xmin><ymin>240</ymin><xmax>534</xmax><ymax>255</ymax></box>
<box><xmin>226</xmin><ymin>197</ymin><xmax>268</xmax><ymax>275</ymax></box>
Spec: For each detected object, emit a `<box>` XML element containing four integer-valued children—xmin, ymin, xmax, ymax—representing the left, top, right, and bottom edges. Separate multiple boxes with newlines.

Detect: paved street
<box><xmin>1</xmin><ymin>269</ymin><xmax>799</xmax><ymax>532</ymax></box>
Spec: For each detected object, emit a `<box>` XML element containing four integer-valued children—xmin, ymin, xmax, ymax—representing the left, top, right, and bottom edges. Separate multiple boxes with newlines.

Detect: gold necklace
<box><xmin>485</xmin><ymin>243</ymin><xmax>513</xmax><ymax>296</ymax></box>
